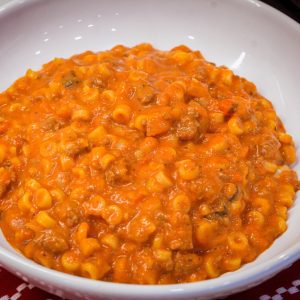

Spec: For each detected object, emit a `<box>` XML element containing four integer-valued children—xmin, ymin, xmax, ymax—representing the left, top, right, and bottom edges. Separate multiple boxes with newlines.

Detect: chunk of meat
<box><xmin>105</xmin><ymin>159</ymin><xmax>129</xmax><ymax>185</ymax></box>
<box><xmin>176</xmin><ymin>102</ymin><xmax>209</xmax><ymax>141</ymax></box>
<box><xmin>135</xmin><ymin>84</ymin><xmax>155</xmax><ymax>105</ymax></box>
<box><xmin>62</xmin><ymin>70</ymin><xmax>81</xmax><ymax>88</ymax></box>
<box><xmin>90</xmin><ymin>77</ymin><xmax>105</xmax><ymax>89</ymax></box>
<box><xmin>38</xmin><ymin>229</ymin><xmax>69</xmax><ymax>254</ymax></box>
<box><xmin>0</xmin><ymin>167</ymin><xmax>12</xmax><ymax>198</ymax></box>
<box><xmin>41</xmin><ymin>116</ymin><xmax>62</xmax><ymax>132</ymax></box>
<box><xmin>176</xmin><ymin>114</ymin><xmax>199</xmax><ymax>141</ymax></box>
<box><xmin>174</xmin><ymin>253</ymin><xmax>202</xmax><ymax>276</ymax></box>
<box><xmin>55</xmin><ymin>200</ymin><xmax>81</xmax><ymax>227</ymax></box>
<box><xmin>63</xmin><ymin>138</ymin><xmax>89</xmax><ymax>156</ymax></box>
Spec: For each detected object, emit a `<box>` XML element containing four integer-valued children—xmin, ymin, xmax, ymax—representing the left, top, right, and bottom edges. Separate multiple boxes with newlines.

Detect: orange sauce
<box><xmin>0</xmin><ymin>44</ymin><xmax>298</xmax><ymax>283</ymax></box>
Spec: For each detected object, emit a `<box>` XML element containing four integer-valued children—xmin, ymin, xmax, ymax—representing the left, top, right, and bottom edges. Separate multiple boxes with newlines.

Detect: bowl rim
<box><xmin>2</xmin><ymin>236</ymin><xmax>300</xmax><ymax>298</ymax></box>
<box><xmin>0</xmin><ymin>0</ymin><xmax>300</xmax><ymax>298</ymax></box>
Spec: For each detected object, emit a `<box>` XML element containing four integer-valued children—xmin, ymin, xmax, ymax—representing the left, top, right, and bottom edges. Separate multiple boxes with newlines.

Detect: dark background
<box><xmin>261</xmin><ymin>0</ymin><xmax>300</xmax><ymax>22</ymax></box>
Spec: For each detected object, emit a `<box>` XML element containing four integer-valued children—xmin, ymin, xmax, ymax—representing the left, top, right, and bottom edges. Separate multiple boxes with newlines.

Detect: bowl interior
<box><xmin>0</xmin><ymin>0</ymin><xmax>300</xmax><ymax>298</ymax></box>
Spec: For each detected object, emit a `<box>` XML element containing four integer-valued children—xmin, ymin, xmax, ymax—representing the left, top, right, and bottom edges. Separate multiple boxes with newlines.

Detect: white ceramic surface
<box><xmin>0</xmin><ymin>0</ymin><xmax>300</xmax><ymax>299</ymax></box>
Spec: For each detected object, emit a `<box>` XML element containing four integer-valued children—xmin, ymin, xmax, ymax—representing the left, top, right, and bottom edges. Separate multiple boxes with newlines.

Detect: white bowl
<box><xmin>0</xmin><ymin>0</ymin><xmax>300</xmax><ymax>299</ymax></box>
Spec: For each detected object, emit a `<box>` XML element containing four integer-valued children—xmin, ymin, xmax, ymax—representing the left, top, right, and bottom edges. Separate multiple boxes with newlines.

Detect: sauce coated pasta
<box><xmin>0</xmin><ymin>44</ymin><xmax>298</xmax><ymax>284</ymax></box>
